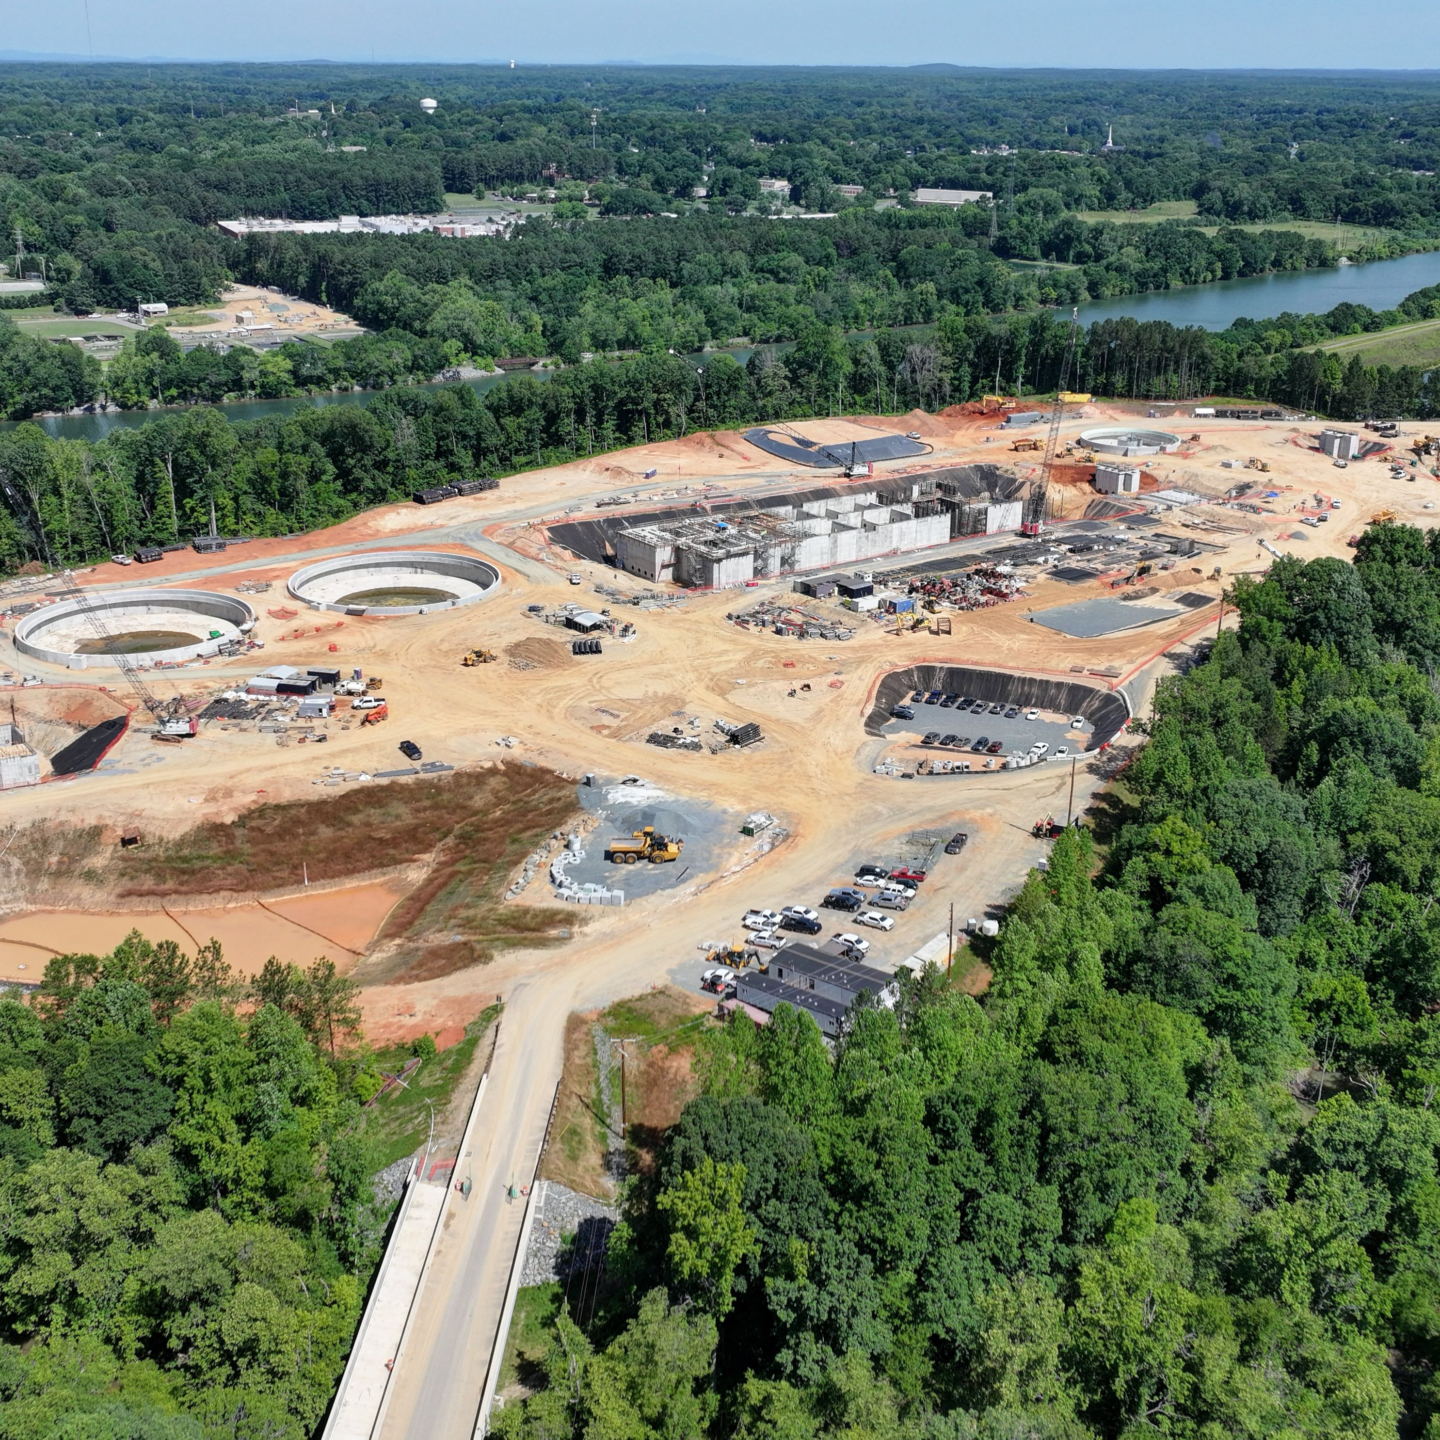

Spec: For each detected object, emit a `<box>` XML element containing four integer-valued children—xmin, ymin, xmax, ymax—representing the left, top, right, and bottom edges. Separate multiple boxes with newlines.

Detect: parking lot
<box><xmin>879</xmin><ymin>690</ymin><xmax>1087</xmax><ymax>760</ymax></box>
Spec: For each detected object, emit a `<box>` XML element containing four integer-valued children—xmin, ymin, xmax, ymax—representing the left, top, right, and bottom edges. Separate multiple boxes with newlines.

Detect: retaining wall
<box><xmin>288</xmin><ymin>551</ymin><xmax>502</xmax><ymax>615</ymax></box>
<box><xmin>867</xmin><ymin>664</ymin><xmax>1130</xmax><ymax>750</ymax></box>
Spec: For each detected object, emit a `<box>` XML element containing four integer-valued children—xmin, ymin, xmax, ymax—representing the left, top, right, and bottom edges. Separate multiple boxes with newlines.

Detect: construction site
<box><xmin>1</xmin><ymin>394</ymin><xmax>1437</xmax><ymax>1440</ymax></box>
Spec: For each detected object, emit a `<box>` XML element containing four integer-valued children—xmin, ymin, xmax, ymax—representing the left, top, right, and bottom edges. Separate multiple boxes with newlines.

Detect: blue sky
<box><xmin>21</xmin><ymin>0</ymin><xmax>1440</xmax><ymax>69</ymax></box>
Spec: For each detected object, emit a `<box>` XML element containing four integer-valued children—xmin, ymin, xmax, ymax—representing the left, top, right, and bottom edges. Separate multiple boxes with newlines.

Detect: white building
<box><xmin>912</xmin><ymin>188</ymin><xmax>993</xmax><ymax>207</ymax></box>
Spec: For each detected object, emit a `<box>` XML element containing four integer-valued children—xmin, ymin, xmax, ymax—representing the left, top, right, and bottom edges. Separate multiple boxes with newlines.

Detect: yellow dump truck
<box><xmin>605</xmin><ymin>825</ymin><xmax>684</xmax><ymax>864</ymax></box>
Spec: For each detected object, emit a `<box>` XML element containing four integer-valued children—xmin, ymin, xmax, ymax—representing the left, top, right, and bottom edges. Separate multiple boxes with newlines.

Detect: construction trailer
<box><xmin>734</xmin><ymin>971</ymin><xmax>850</xmax><ymax>1036</ymax></box>
<box><xmin>766</xmin><ymin>943</ymin><xmax>900</xmax><ymax>1008</ymax></box>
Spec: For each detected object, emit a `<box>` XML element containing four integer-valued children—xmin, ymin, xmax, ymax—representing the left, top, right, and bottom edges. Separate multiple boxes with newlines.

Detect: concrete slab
<box><xmin>1027</xmin><ymin>598</ymin><xmax>1184</xmax><ymax>638</ymax></box>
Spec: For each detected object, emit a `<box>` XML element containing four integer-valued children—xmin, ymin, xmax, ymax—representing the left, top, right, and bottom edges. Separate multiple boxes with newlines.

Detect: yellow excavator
<box><xmin>605</xmin><ymin>826</ymin><xmax>684</xmax><ymax>865</ymax></box>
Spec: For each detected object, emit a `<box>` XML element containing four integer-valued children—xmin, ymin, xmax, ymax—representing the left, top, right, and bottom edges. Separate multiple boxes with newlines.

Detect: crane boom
<box><xmin>1020</xmin><ymin>307</ymin><xmax>1081</xmax><ymax>539</ymax></box>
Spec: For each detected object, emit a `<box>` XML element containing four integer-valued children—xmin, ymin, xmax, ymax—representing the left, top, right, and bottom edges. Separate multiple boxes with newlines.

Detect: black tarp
<box><xmin>50</xmin><ymin>715</ymin><xmax>129</xmax><ymax>775</ymax></box>
<box><xmin>743</xmin><ymin>428</ymin><xmax>931</xmax><ymax>468</ymax></box>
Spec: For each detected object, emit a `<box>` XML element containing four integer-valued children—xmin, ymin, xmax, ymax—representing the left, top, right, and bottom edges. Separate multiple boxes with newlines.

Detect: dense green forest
<box><xmin>490</xmin><ymin>529</ymin><xmax>1440</xmax><ymax>1440</ymax></box>
<box><xmin>0</xmin><ymin>940</ymin><xmax>382</xmax><ymax>1439</ymax></box>
<box><xmin>5</xmin><ymin>279</ymin><xmax>1440</xmax><ymax>574</ymax></box>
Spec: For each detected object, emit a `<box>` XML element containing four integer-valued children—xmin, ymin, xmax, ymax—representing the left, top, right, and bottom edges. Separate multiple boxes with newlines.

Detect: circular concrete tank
<box><xmin>287</xmin><ymin>550</ymin><xmax>501</xmax><ymax>615</ymax></box>
<box><xmin>14</xmin><ymin>589</ymin><xmax>258</xmax><ymax>671</ymax></box>
<box><xmin>1079</xmin><ymin>426</ymin><xmax>1182</xmax><ymax>457</ymax></box>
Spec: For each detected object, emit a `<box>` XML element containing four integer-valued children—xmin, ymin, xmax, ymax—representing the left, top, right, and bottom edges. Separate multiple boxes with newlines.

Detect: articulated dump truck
<box><xmin>604</xmin><ymin>825</ymin><xmax>684</xmax><ymax>865</ymax></box>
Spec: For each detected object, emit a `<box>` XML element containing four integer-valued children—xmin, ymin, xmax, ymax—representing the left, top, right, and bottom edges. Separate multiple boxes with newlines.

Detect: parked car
<box><xmin>891</xmin><ymin>704</ymin><xmax>916</xmax><ymax>720</ymax></box>
<box><xmin>351</xmin><ymin>695</ymin><xmax>385</xmax><ymax>709</ymax></box>
<box><xmin>944</xmin><ymin>832</ymin><xmax>969</xmax><ymax>854</ymax></box>
<box><xmin>922</xmin><ymin>731</ymin><xmax>940</xmax><ymax>745</ymax></box>
<box><xmin>959</xmin><ymin>696</ymin><xmax>976</xmax><ymax>708</ymax></box>
<box><xmin>857</xmin><ymin>911</ymin><xmax>896</xmax><ymax>931</ymax></box>
<box><xmin>700</xmin><ymin>967</ymin><xmax>736</xmax><ymax>995</ymax></box>
<box><xmin>399</xmin><ymin>740</ymin><xmax>422</xmax><ymax>760</ymax></box>
<box><xmin>873</xmin><ymin>891</ymin><xmax>909</xmax><ymax>911</ymax></box>
<box><xmin>1026</xmin><ymin>708</ymin><xmax>1040</xmax><ymax>721</ymax></box>
<box><xmin>853</xmin><ymin>867</ymin><xmax>889</xmax><ymax>885</ymax></box>
<box><xmin>879</xmin><ymin>878</ymin><xmax>917</xmax><ymax>899</ymax></box>
<box><xmin>941</xmin><ymin>693</ymin><xmax>959</xmax><ymax>707</ymax></box>
<box><xmin>971</xmin><ymin>701</ymin><xmax>988</xmax><ymax>713</ymax></box>
<box><xmin>1031</xmin><ymin>741</ymin><xmax>1050</xmax><ymax>756</ymax></box>
<box><xmin>912</xmin><ymin>690</ymin><xmax>927</xmax><ymax>703</ymax></box>
<box><xmin>926</xmin><ymin>690</ymin><xmax>943</xmax><ymax>704</ymax></box>
<box><xmin>971</xmin><ymin>736</ymin><xmax>990</xmax><ymax>752</ymax></box>
<box><xmin>1071</xmin><ymin>717</ymin><xmax>1086</xmax><ymax>728</ymax></box>
<box><xmin>955</xmin><ymin>735</ymin><xmax>972</xmax><ymax>749</ymax></box>
<box><xmin>892</xmin><ymin>866</ymin><xmax>927</xmax><ymax>884</ymax></box>
<box><xmin>834</xmin><ymin>933</ymin><xmax>871</xmax><ymax>957</ymax></box>
<box><xmin>750</xmin><ymin>929</ymin><xmax>784</xmax><ymax>950</ymax></box>
<box><xmin>823</xmin><ymin>889</ymin><xmax>864</xmax><ymax>912</ymax></box>
<box><xmin>989</xmin><ymin>702</ymin><xmax>1004</xmax><ymax>714</ymax></box>
<box><xmin>940</xmin><ymin>734</ymin><xmax>959</xmax><ymax>747</ymax></box>
<box><xmin>781</xmin><ymin>913</ymin><xmax>823</xmax><ymax>934</ymax></box>
<box><xmin>742</xmin><ymin>908</ymin><xmax>783</xmax><ymax>930</ymax></box>
<box><xmin>1054</xmin><ymin>746</ymin><xmax>1070</xmax><ymax>759</ymax></box>
<box><xmin>986</xmin><ymin>739</ymin><xmax>1004</xmax><ymax>754</ymax></box>
<box><xmin>526</xmin><ymin>604</ymin><xmax>545</xmax><ymax>613</ymax></box>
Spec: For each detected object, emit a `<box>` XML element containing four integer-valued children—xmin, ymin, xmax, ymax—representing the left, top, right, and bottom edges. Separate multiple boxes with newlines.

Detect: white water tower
<box><xmin>419</xmin><ymin>97</ymin><xmax>438</xmax><ymax>114</ymax></box>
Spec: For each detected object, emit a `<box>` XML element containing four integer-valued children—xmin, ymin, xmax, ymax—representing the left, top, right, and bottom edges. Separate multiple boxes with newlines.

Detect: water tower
<box><xmin>419</xmin><ymin>97</ymin><xmax>438</xmax><ymax>114</ymax></box>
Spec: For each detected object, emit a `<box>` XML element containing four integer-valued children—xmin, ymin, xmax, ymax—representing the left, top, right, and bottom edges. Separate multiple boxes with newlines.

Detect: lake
<box><xmin>17</xmin><ymin>247</ymin><xmax>1440</xmax><ymax>444</ymax></box>
<box><xmin>1075</xmin><ymin>248</ymin><xmax>1440</xmax><ymax>331</ymax></box>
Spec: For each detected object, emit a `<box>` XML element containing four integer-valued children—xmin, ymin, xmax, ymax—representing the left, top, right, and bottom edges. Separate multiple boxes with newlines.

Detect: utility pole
<box><xmin>1065</xmin><ymin>757</ymin><xmax>1078</xmax><ymax>827</ymax></box>
<box><xmin>947</xmin><ymin>902</ymin><xmax>954</xmax><ymax>979</ymax></box>
<box><xmin>618</xmin><ymin>1041</ymin><xmax>627</xmax><ymax>1133</ymax></box>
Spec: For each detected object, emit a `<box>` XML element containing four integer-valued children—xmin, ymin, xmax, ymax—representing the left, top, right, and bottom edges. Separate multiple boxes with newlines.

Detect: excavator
<box><xmin>461</xmin><ymin>649</ymin><xmax>496</xmax><ymax>666</ymax></box>
<box><xmin>604</xmin><ymin>825</ymin><xmax>684</xmax><ymax>864</ymax></box>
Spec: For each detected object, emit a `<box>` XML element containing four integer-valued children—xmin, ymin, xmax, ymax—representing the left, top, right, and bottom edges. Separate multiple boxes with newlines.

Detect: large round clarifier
<box><xmin>14</xmin><ymin>589</ymin><xmax>258</xmax><ymax>671</ymax></box>
<box><xmin>288</xmin><ymin>551</ymin><xmax>501</xmax><ymax>615</ymax></box>
<box><xmin>1079</xmin><ymin>426</ymin><xmax>1182</xmax><ymax>457</ymax></box>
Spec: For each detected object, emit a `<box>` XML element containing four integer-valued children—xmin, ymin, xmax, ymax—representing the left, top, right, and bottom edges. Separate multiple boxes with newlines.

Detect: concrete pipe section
<box><xmin>1078</xmin><ymin>426</ymin><xmax>1182</xmax><ymax>457</ymax></box>
<box><xmin>287</xmin><ymin>550</ymin><xmax>501</xmax><ymax>615</ymax></box>
<box><xmin>14</xmin><ymin>588</ymin><xmax>258</xmax><ymax>671</ymax></box>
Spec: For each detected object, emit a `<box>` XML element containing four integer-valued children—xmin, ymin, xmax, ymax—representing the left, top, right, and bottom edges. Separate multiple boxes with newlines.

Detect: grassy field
<box><xmin>496</xmin><ymin>1282</ymin><xmax>564</xmax><ymax>1396</ymax></box>
<box><xmin>13</xmin><ymin>316</ymin><xmax>132</xmax><ymax>339</ymax></box>
<box><xmin>1313</xmin><ymin>315</ymin><xmax>1440</xmax><ymax>368</ymax></box>
<box><xmin>1074</xmin><ymin>200</ymin><xmax>1199</xmax><ymax>224</ymax></box>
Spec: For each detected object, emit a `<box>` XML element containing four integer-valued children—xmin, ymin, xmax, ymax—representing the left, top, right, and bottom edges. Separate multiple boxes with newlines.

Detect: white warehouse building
<box><xmin>614</xmin><ymin>488</ymin><xmax>949</xmax><ymax>589</ymax></box>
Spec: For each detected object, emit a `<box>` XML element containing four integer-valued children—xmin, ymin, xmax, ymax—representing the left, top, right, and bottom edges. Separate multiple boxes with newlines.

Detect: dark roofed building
<box><xmin>767</xmin><ymin>944</ymin><xmax>898</xmax><ymax>1007</ymax></box>
<box><xmin>735</xmin><ymin>972</ymin><xmax>850</xmax><ymax>1037</ymax></box>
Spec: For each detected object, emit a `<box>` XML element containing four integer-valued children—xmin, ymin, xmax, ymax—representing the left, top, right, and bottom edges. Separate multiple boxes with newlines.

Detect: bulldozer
<box><xmin>604</xmin><ymin>825</ymin><xmax>684</xmax><ymax>865</ymax></box>
<box><xmin>365</xmin><ymin>676</ymin><xmax>383</xmax><ymax>692</ymax></box>
<box><xmin>461</xmin><ymin>649</ymin><xmax>496</xmax><ymax>667</ymax></box>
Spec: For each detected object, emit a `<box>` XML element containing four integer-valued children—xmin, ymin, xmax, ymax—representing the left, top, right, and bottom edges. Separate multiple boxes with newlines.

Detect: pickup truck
<box><xmin>742</xmin><ymin>909</ymin><xmax>783</xmax><ymax>931</ymax></box>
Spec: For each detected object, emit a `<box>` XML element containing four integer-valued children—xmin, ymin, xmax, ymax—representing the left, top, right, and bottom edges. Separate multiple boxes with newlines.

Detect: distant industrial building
<box><xmin>758</xmin><ymin>178</ymin><xmax>791</xmax><ymax>194</ymax></box>
<box><xmin>613</xmin><ymin>483</ymin><xmax>948</xmax><ymax>588</ymax></box>
<box><xmin>912</xmin><ymin>187</ymin><xmax>993</xmax><ymax>206</ymax></box>
<box><xmin>835</xmin><ymin>184</ymin><xmax>866</xmax><ymax>198</ymax></box>
<box><xmin>1094</xmin><ymin>462</ymin><xmax>1142</xmax><ymax>495</ymax></box>
<box><xmin>0</xmin><ymin>722</ymin><xmax>40</xmax><ymax>790</ymax></box>
<box><xmin>1320</xmin><ymin>429</ymin><xmax>1361</xmax><ymax>461</ymax></box>
<box><xmin>216</xmin><ymin>213</ymin><xmax>508</xmax><ymax>239</ymax></box>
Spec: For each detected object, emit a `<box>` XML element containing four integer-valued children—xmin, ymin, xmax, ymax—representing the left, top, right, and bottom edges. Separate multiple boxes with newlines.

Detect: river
<box><xmin>17</xmin><ymin>248</ymin><xmax>1440</xmax><ymax>445</ymax></box>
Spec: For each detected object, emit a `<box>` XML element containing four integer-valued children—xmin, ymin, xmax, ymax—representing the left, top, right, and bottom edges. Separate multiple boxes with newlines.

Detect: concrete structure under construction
<box><xmin>1079</xmin><ymin>426</ymin><xmax>1182</xmax><ymax>457</ymax></box>
<box><xmin>14</xmin><ymin>589</ymin><xmax>258</xmax><ymax>671</ymax></box>
<box><xmin>0</xmin><ymin>722</ymin><xmax>40</xmax><ymax>790</ymax></box>
<box><xmin>1095</xmin><ymin>462</ymin><xmax>1142</xmax><ymax>495</ymax></box>
<box><xmin>1320</xmin><ymin>429</ymin><xmax>1361</xmax><ymax>461</ymax></box>
<box><xmin>613</xmin><ymin>485</ymin><xmax>948</xmax><ymax>588</ymax></box>
<box><xmin>288</xmin><ymin>551</ymin><xmax>501</xmax><ymax>615</ymax></box>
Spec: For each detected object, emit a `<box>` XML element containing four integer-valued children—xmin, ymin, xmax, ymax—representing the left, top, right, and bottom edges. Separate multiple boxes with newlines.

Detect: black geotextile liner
<box><xmin>50</xmin><ymin>715</ymin><xmax>129</xmax><ymax>775</ymax></box>
<box><xmin>548</xmin><ymin>474</ymin><xmax>935</xmax><ymax>564</ymax></box>
<box><xmin>866</xmin><ymin>666</ymin><xmax>1129</xmax><ymax>750</ymax></box>
<box><xmin>743</xmin><ymin>428</ymin><xmax>931</xmax><ymax>467</ymax></box>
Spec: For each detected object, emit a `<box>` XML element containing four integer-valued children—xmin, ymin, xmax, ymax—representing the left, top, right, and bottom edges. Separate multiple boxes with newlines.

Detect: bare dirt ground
<box><xmin>161</xmin><ymin>282</ymin><xmax>361</xmax><ymax>340</ymax></box>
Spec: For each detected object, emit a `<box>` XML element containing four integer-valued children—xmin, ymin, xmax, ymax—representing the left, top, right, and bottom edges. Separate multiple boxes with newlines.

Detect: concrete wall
<box><xmin>14</xmin><ymin>589</ymin><xmax>258</xmax><ymax>671</ymax></box>
<box><xmin>1095</xmin><ymin>463</ymin><xmax>1141</xmax><ymax>495</ymax></box>
<box><xmin>986</xmin><ymin>501</ymin><xmax>1023</xmax><ymax>534</ymax></box>
<box><xmin>0</xmin><ymin>724</ymin><xmax>40</xmax><ymax>790</ymax></box>
<box><xmin>615</xmin><ymin>532</ymin><xmax>674</xmax><ymax>582</ymax></box>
